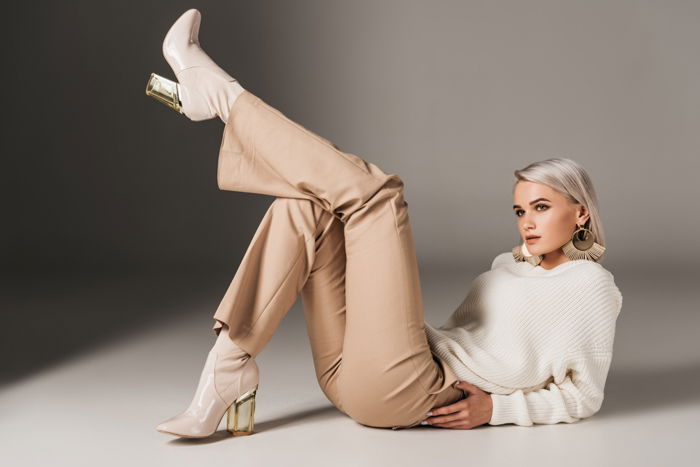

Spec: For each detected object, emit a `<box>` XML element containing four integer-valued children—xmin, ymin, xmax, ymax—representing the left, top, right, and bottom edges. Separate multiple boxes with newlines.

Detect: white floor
<box><xmin>1</xmin><ymin>267</ymin><xmax>698</xmax><ymax>467</ymax></box>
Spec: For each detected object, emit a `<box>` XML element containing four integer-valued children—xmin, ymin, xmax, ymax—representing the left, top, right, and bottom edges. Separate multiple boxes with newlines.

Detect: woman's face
<box><xmin>512</xmin><ymin>181</ymin><xmax>589</xmax><ymax>257</ymax></box>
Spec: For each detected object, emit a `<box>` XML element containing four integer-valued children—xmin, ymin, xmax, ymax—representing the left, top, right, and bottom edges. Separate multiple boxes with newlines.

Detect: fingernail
<box><xmin>426</xmin><ymin>411</ymin><xmax>433</xmax><ymax>416</ymax></box>
<box><xmin>421</xmin><ymin>420</ymin><xmax>428</xmax><ymax>425</ymax></box>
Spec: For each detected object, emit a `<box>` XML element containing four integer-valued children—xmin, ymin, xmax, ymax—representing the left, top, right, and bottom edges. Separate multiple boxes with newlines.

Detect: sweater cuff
<box><xmin>489</xmin><ymin>394</ymin><xmax>529</xmax><ymax>426</ymax></box>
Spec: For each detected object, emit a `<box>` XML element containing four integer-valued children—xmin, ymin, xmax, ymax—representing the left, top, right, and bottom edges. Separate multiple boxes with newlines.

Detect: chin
<box><xmin>524</xmin><ymin>244</ymin><xmax>551</xmax><ymax>257</ymax></box>
<box><xmin>522</xmin><ymin>242</ymin><xmax>542</xmax><ymax>256</ymax></box>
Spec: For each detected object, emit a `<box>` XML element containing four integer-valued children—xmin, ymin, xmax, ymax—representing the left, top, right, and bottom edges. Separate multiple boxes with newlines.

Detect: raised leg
<box><xmin>216</xmin><ymin>91</ymin><xmax>398</xmax><ymax>223</ymax></box>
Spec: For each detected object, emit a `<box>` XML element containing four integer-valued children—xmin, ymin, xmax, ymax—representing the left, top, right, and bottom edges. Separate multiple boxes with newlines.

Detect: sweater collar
<box><xmin>515</xmin><ymin>258</ymin><xmax>594</xmax><ymax>276</ymax></box>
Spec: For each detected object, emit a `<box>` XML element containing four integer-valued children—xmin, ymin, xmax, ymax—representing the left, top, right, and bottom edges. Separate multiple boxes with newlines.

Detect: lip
<box><xmin>525</xmin><ymin>236</ymin><xmax>541</xmax><ymax>242</ymax></box>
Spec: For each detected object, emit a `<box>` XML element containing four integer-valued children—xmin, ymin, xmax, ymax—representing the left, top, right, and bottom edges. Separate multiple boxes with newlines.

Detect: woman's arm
<box><xmin>488</xmin><ymin>352</ymin><xmax>614</xmax><ymax>426</ymax></box>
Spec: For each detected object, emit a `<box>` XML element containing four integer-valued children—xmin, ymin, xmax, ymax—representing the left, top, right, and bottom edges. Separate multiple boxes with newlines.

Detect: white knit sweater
<box><xmin>425</xmin><ymin>251</ymin><xmax>623</xmax><ymax>426</ymax></box>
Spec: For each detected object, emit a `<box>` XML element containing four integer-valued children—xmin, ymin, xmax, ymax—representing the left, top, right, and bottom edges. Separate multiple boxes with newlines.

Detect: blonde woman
<box><xmin>148</xmin><ymin>9</ymin><xmax>623</xmax><ymax>438</ymax></box>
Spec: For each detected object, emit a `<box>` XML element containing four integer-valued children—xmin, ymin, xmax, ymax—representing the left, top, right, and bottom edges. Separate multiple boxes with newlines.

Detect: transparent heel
<box><xmin>226</xmin><ymin>385</ymin><xmax>258</xmax><ymax>436</ymax></box>
<box><xmin>145</xmin><ymin>72</ymin><xmax>183</xmax><ymax>113</ymax></box>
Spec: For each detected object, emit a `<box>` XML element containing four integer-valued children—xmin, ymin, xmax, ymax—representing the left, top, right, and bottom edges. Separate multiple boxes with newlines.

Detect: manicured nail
<box><xmin>421</xmin><ymin>420</ymin><xmax>428</xmax><ymax>425</ymax></box>
<box><xmin>426</xmin><ymin>411</ymin><xmax>433</xmax><ymax>416</ymax></box>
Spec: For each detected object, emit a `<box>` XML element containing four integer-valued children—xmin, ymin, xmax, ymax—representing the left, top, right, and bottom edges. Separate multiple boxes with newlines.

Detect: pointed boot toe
<box><xmin>155</xmin><ymin>345</ymin><xmax>260</xmax><ymax>439</ymax></box>
<box><xmin>155</xmin><ymin>403</ymin><xmax>226</xmax><ymax>438</ymax></box>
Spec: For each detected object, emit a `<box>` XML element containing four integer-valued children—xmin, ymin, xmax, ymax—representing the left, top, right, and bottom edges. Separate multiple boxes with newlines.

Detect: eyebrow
<box><xmin>512</xmin><ymin>198</ymin><xmax>551</xmax><ymax>209</ymax></box>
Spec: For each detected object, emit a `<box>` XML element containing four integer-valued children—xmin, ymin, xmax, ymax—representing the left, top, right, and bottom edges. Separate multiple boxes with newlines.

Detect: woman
<box><xmin>147</xmin><ymin>9</ymin><xmax>623</xmax><ymax>438</ymax></box>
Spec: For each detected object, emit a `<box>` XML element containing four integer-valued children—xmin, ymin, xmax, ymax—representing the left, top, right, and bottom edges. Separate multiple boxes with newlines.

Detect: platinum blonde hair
<box><xmin>513</xmin><ymin>157</ymin><xmax>607</xmax><ymax>263</ymax></box>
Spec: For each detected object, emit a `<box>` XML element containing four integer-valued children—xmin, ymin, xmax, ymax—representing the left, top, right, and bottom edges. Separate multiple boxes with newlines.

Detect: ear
<box><xmin>576</xmin><ymin>204</ymin><xmax>590</xmax><ymax>226</ymax></box>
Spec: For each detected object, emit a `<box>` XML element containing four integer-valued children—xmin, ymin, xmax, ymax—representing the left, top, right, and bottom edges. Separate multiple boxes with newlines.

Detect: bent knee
<box><xmin>271</xmin><ymin>196</ymin><xmax>336</xmax><ymax>221</ymax></box>
<box><xmin>270</xmin><ymin>196</ymin><xmax>314</xmax><ymax>211</ymax></box>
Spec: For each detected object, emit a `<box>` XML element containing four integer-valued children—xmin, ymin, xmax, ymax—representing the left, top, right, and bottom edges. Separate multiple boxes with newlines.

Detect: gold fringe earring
<box><xmin>512</xmin><ymin>242</ymin><xmax>543</xmax><ymax>266</ymax></box>
<box><xmin>562</xmin><ymin>223</ymin><xmax>606</xmax><ymax>261</ymax></box>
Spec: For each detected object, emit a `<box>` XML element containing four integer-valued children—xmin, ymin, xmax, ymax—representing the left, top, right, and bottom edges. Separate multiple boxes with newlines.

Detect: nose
<box><xmin>521</xmin><ymin>218</ymin><xmax>535</xmax><ymax>232</ymax></box>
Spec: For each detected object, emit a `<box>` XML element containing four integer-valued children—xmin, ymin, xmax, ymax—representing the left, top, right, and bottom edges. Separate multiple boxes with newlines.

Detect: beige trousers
<box><xmin>210</xmin><ymin>90</ymin><xmax>465</xmax><ymax>429</ymax></box>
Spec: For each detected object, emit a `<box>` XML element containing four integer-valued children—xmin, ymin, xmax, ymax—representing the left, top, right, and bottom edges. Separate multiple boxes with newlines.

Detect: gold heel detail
<box><xmin>226</xmin><ymin>385</ymin><xmax>257</xmax><ymax>436</ymax></box>
<box><xmin>145</xmin><ymin>72</ymin><xmax>183</xmax><ymax>113</ymax></box>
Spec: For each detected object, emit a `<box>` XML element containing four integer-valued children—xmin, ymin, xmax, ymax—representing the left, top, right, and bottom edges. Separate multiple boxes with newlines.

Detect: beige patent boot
<box><xmin>145</xmin><ymin>8</ymin><xmax>245</xmax><ymax>122</ymax></box>
<box><xmin>156</xmin><ymin>326</ymin><xmax>260</xmax><ymax>438</ymax></box>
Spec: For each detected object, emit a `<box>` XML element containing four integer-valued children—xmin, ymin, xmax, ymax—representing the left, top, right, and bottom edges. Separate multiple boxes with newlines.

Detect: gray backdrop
<box><xmin>3</xmin><ymin>0</ymin><xmax>698</xmax><ymax>379</ymax></box>
<box><xmin>6</xmin><ymin>0</ymin><xmax>699</xmax><ymax>275</ymax></box>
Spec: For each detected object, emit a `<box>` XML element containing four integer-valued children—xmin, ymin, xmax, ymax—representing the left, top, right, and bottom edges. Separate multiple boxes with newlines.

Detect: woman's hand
<box><xmin>422</xmin><ymin>381</ymin><xmax>493</xmax><ymax>429</ymax></box>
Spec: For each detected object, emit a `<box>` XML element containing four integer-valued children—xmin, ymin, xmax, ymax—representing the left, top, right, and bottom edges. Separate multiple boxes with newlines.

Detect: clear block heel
<box><xmin>145</xmin><ymin>72</ymin><xmax>182</xmax><ymax>113</ymax></box>
<box><xmin>226</xmin><ymin>385</ymin><xmax>258</xmax><ymax>436</ymax></box>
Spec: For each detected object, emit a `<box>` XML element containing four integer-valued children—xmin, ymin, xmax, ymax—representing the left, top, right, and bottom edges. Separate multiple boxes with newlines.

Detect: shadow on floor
<box><xmin>599</xmin><ymin>363</ymin><xmax>700</xmax><ymax>418</ymax></box>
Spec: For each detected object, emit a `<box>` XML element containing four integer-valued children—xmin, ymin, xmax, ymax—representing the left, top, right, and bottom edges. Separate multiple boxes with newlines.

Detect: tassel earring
<box><xmin>512</xmin><ymin>242</ymin><xmax>543</xmax><ymax>266</ymax></box>
<box><xmin>562</xmin><ymin>223</ymin><xmax>606</xmax><ymax>261</ymax></box>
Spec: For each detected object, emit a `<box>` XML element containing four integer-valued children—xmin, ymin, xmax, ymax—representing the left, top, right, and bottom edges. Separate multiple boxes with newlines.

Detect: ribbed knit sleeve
<box><xmin>488</xmin><ymin>352</ymin><xmax>613</xmax><ymax>426</ymax></box>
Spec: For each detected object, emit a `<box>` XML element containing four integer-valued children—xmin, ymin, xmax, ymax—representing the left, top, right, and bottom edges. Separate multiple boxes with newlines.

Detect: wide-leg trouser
<box><xmin>210</xmin><ymin>90</ymin><xmax>465</xmax><ymax>429</ymax></box>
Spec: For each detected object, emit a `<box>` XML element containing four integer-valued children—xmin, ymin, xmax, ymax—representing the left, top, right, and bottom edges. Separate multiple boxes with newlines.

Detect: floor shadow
<box><xmin>254</xmin><ymin>405</ymin><xmax>344</xmax><ymax>432</ymax></box>
<box><xmin>0</xmin><ymin>269</ymin><xmax>233</xmax><ymax>386</ymax></box>
<box><xmin>158</xmin><ymin>405</ymin><xmax>345</xmax><ymax>444</ymax></box>
<box><xmin>597</xmin><ymin>362</ymin><xmax>700</xmax><ymax>418</ymax></box>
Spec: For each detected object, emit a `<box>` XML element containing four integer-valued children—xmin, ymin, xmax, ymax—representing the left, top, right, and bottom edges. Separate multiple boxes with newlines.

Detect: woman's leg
<box><xmin>212</xmin><ymin>196</ymin><xmax>348</xmax><ymax>413</ymax></box>
<box><xmin>211</xmin><ymin>197</ymin><xmax>331</xmax><ymax>356</ymax></box>
<box><xmin>216</xmin><ymin>90</ymin><xmax>464</xmax><ymax>428</ymax></box>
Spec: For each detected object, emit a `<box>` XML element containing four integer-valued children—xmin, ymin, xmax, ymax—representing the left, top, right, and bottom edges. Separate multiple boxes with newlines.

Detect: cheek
<box><xmin>543</xmin><ymin>212</ymin><xmax>573</xmax><ymax>243</ymax></box>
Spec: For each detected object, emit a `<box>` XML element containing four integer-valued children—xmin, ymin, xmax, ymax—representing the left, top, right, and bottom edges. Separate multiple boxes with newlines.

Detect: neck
<box><xmin>539</xmin><ymin>249</ymin><xmax>571</xmax><ymax>270</ymax></box>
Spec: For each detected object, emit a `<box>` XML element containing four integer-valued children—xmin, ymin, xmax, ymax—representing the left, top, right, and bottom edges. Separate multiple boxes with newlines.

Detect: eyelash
<box><xmin>515</xmin><ymin>204</ymin><xmax>549</xmax><ymax>217</ymax></box>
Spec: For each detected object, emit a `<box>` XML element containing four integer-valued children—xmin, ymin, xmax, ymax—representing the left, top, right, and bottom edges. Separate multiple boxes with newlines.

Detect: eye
<box><xmin>514</xmin><ymin>204</ymin><xmax>549</xmax><ymax>217</ymax></box>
